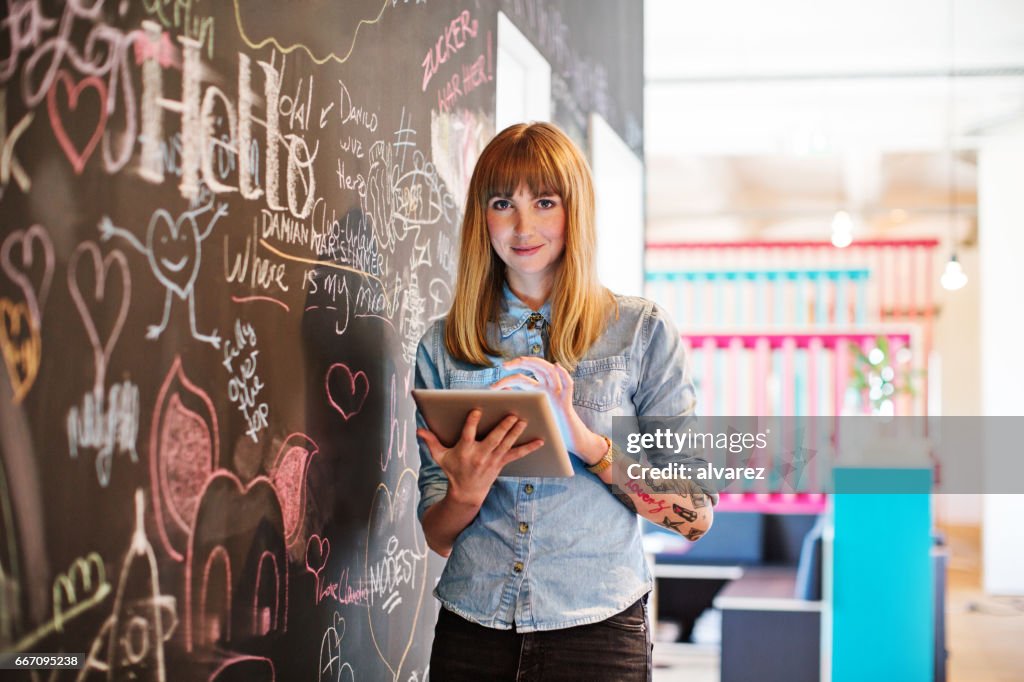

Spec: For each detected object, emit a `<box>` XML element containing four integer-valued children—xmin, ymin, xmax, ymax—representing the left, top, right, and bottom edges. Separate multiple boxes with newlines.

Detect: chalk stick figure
<box><xmin>100</xmin><ymin>201</ymin><xmax>227</xmax><ymax>348</ymax></box>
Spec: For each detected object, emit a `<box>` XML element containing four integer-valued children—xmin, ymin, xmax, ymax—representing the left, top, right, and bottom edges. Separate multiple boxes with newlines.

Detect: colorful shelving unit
<box><xmin>643</xmin><ymin>239</ymin><xmax>940</xmax><ymax>680</ymax></box>
<box><xmin>646</xmin><ymin>239</ymin><xmax>937</xmax><ymax>419</ymax></box>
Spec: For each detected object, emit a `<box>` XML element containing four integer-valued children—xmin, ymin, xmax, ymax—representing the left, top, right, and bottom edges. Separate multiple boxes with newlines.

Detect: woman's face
<box><xmin>486</xmin><ymin>184</ymin><xmax>566</xmax><ymax>298</ymax></box>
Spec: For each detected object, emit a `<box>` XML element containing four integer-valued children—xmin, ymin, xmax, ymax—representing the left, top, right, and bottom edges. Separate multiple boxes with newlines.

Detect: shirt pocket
<box><xmin>446</xmin><ymin>366</ymin><xmax>501</xmax><ymax>389</ymax></box>
<box><xmin>572</xmin><ymin>355</ymin><xmax>628</xmax><ymax>412</ymax></box>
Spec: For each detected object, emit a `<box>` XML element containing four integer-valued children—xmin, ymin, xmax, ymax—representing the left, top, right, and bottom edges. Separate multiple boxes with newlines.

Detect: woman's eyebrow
<box><xmin>487</xmin><ymin>188</ymin><xmax>559</xmax><ymax>200</ymax></box>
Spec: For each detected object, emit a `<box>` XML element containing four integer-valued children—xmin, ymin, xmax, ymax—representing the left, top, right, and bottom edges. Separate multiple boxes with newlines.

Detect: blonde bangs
<box><xmin>473</xmin><ymin>131</ymin><xmax>569</xmax><ymax>203</ymax></box>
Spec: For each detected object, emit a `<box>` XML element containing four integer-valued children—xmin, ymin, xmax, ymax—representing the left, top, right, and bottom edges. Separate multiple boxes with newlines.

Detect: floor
<box><xmin>651</xmin><ymin>523</ymin><xmax>1024</xmax><ymax>681</ymax></box>
<box><xmin>942</xmin><ymin>524</ymin><xmax>1024</xmax><ymax>682</ymax></box>
<box><xmin>653</xmin><ymin>642</ymin><xmax>718</xmax><ymax>682</ymax></box>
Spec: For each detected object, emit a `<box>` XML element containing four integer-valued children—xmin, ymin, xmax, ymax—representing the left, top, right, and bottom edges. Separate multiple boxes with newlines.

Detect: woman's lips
<box><xmin>511</xmin><ymin>245</ymin><xmax>542</xmax><ymax>256</ymax></box>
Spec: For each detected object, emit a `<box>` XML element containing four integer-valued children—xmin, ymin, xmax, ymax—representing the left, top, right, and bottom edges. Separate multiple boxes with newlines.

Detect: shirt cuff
<box><xmin>417</xmin><ymin>482</ymin><xmax>449</xmax><ymax>521</ymax></box>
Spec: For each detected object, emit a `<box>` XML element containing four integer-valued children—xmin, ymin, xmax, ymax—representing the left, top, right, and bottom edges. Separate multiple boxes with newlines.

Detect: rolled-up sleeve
<box><xmin>414</xmin><ymin>326</ymin><xmax>450</xmax><ymax>520</ymax></box>
<box><xmin>634</xmin><ymin>303</ymin><xmax>719</xmax><ymax>506</ymax></box>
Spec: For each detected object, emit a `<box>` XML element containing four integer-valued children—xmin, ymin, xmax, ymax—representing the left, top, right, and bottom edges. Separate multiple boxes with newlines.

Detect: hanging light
<box><xmin>941</xmin><ymin>253</ymin><xmax>968</xmax><ymax>290</ymax></box>
<box><xmin>831</xmin><ymin>210</ymin><xmax>853</xmax><ymax>248</ymax></box>
<box><xmin>941</xmin><ymin>0</ymin><xmax>968</xmax><ymax>292</ymax></box>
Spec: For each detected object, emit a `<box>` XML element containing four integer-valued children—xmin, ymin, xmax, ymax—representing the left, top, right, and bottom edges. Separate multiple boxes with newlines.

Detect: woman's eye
<box><xmin>491</xmin><ymin>199</ymin><xmax>511</xmax><ymax>210</ymax></box>
<box><xmin>538</xmin><ymin>198</ymin><xmax>557</xmax><ymax>209</ymax></box>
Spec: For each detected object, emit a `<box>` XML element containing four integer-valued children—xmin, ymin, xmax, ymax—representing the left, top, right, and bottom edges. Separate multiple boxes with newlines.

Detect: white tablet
<box><xmin>411</xmin><ymin>389</ymin><xmax>574</xmax><ymax>477</ymax></box>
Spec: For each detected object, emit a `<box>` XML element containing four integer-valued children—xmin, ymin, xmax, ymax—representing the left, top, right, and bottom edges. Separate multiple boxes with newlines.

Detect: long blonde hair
<box><xmin>445</xmin><ymin>122</ymin><xmax>615</xmax><ymax>369</ymax></box>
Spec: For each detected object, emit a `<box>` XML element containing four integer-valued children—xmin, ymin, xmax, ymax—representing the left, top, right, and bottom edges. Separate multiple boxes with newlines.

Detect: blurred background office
<box><xmin>640</xmin><ymin>2</ymin><xmax>1024</xmax><ymax>680</ymax></box>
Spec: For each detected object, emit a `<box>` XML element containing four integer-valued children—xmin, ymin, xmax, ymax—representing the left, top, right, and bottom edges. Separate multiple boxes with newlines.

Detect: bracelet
<box><xmin>586</xmin><ymin>435</ymin><xmax>616</xmax><ymax>474</ymax></box>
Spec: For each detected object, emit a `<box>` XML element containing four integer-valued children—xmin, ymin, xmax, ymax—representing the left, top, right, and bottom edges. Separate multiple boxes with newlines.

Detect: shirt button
<box><xmin>519</xmin><ymin>522</ymin><xmax>529</xmax><ymax>533</ymax></box>
<box><xmin>530</xmin><ymin>344</ymin><xmax>541</xmax><ymax>354</ymax></box>
<box><xmin>513</xmin><ymin>561</ymin><xmax>524</xmax><ymax>573</ymax></box>
<box><xmin>524</xmin><ymin>484</ymin><xmax>534</xmax><ymax>494</ymax></box>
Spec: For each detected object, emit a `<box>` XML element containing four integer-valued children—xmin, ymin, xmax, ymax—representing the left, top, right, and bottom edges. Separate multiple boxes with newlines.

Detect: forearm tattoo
<box><xmin>661</xmin><ymin>516</ymin><xmax>685</xmax><ymax>531</ymax></box>
<box><xmin>672</xmin><ymin>503</ymin><xmax>697</xmax><ymax>523</ymax></box>
<box><xmin>602</xmin><ymin>454</ymin><xmax>712</xmax><ymax>531</ymax></box>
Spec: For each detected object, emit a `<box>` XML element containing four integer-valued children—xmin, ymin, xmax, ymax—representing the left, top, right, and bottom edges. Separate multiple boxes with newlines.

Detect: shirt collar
<box><xmin>498</xmin><ymin>282</ymin><xmax>552</xmax><ymax>338</ymax></box>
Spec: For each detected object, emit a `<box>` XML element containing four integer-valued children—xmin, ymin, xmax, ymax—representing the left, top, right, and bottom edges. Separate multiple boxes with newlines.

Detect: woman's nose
<box><xmin>513</xmin><ymin>212</ymin><xmax>534</xmax><ymax>236</ymax></box>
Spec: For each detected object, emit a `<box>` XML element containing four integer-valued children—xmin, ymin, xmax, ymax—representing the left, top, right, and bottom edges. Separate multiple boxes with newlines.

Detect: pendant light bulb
<box><xmin>940</xmin><ymin>254</ymin><xmax>968</xmax><ymax>291</ymax></box>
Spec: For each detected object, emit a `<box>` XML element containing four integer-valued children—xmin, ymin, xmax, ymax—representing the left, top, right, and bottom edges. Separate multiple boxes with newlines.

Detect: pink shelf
<box><xmin>715</xmin><ymin>492</ymin><xmax>828</xmax><ymax>515</ymax></box>
<box><xmin>647</xmin><ymin>239</ymin><xmax>940</xmax><ymax>250</ymax></box>
<box><xmin>683</xmin><ymin>331</ymin><xmax>912</xmax><ymax>350</ymax></box>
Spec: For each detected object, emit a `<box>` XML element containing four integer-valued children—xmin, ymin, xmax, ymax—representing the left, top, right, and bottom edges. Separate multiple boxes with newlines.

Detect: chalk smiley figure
<box><xmin>100</xmin><ymin>201</ymin><xmax>227</xmax><ymax>348</ymax></box>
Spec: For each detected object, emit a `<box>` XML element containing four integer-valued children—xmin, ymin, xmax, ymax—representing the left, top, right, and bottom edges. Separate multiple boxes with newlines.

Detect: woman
<box><xmin>414</xmin><ymin>122</ymin><xmax>716</xmax><ymax>681</ymax></box>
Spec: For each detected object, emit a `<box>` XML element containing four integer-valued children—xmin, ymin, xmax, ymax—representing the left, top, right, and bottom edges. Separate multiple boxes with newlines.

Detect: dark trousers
<box><xmin>429</xmin><ymin>598</ymin><xmax>652</xmax><ymax>681</ymax></box>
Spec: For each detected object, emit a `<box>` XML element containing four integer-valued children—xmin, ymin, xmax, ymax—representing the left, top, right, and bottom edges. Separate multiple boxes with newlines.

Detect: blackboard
<box><xmin>0</xmin><ymin>1</ymin><xmax>641</xmax><ymax>679</ymax></box>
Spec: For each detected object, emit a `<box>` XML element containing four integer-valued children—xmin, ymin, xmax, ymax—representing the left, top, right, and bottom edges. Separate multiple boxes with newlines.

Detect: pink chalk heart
<box><xmin>1</xmin><ymin>225</ymin><xmax>55</xmax><ymax>323</ymax></box>
<box><xmin>150</xmin><ymin>356</ymin><xmax>219</xmax><ymax>563</ymax></box>
<box><xmin>67</xmin><ymin>242</ymin><xmax>130</xmax><ymax>379</ymax></box>
<box><xmin>304</xmin><ymin>534</ymin><xmax>330</xmax><ymax>580</ymax></box>
<box><xmin>47</xmin><ymin>70</ymin><xmax>108</xmax><ymax>174</ymax></box>
<box><xmin>326</xmin><ymin>363</ymin><xmax>369</xmax><ymax>420</ymax></box>
<box><xmin>271</xmin><ymin>434</ymin><xmax>318</xmax><ymax>545</ymax></box>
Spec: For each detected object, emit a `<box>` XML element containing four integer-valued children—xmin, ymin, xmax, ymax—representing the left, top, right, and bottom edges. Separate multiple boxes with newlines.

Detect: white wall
<box><xmin>978</xmin><ymin>128</ymin><xmax>1024</xmax><ymax>595</ymax></box>
<box><xmin>932</xmin><ymin>244</ymin><xmax>983</xmax><ymax>525</ymax></box>
<box><xmin>590</xmin><ymin>113</ymin><xmax>645</xmax><ymax>297</ymax></box>
<box><xmin>495</xmin><ymin>12</ymin><xmax>551</xmax><ymax>133</ymax></box>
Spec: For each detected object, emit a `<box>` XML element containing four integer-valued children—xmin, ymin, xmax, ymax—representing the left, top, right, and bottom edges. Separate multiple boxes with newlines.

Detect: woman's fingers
<box><xmin>490</xmin><ymin>374</ymin><xmax>539</xmax><ymax>391</ymax></box>
<box><xmin>503</xmin><ymin>438</ymin><xmax>545</xmax><ymax>465</ymax></box>
<box><xmin>480</xmin><ymin>414</ymin><xmax>520</xmax><ymax>450</ymax></box>
<box><xmin>503</xmin><ymin>357</ymin><xmax>567</xmax><ymax>394</ymax></box>
<box><xmin>494</xmin><ymin>418</ymin><xmax>529</xmax><ymax>453</ymax></box>
<box><xmin>459</xmin><ymin>408</ymin><xmax>483</xmax><ymax>442</ymax></box>
<box><xmin>505</xmin><ymin>356</ymin><xmax>554</xmax><ymax>372</ymax></box>
<box><xmin>416</xmin><ymin>428</ymin><xmax>447</xmax><ymax>463</ymax></box>
<box><xmin>551</xmin><ymin>362</ymin><xmax>573</xmax><ymax>387</ymax></box>
<box><xmin>542</xmin><ymin>360</ymin><xmax>573</xmax><ymax>394</ymax></box>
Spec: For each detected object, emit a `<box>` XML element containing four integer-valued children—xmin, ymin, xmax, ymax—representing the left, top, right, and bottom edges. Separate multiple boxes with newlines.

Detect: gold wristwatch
<box><xmin>586</xmin><ymin>435</ymin><xmax>616</xmax><ymax>474</ymax></box>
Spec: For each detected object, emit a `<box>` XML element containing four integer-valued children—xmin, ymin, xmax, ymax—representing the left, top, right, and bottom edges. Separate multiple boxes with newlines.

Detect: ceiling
<box><xmin>644</xmin><ymin>0</ymin><xmax>1024</xmax><ymax>243</ymax></box>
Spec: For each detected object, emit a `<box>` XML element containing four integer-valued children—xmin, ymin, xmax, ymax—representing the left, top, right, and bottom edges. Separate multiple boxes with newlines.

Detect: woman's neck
<box><xmin>507</xmin><ymin>279</ymin><xmax>551</xmax><ymax>311</ymax></box>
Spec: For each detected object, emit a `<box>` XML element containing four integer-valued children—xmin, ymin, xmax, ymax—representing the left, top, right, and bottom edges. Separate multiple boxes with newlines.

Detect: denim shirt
<box><xmin>414</xmin><ymin>284</ymin><xmax>710</xmax><ymax>632</ymax></box>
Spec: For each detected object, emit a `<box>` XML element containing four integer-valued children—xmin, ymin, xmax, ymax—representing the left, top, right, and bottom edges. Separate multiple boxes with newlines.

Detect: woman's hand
<box><xmin>490</xmin><ymin>357</ymin><xmax>608</xmax><ymax>465</ymax></box>
<box><xmin>417</xmin><ymin>410</ymin><xmax>543</xmax><ymax>509</ymax></box>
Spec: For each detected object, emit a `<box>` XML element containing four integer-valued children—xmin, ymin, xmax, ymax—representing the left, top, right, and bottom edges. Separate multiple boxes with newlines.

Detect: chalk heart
<box><xmin>158</xmin><ymin>394</ymin><xmax>214</xmax><ymax>533</ymax></box>
<box><xmin>1</xmin><ymin>225</ymin><xmax>55</xmax><ymax>320</ymax></box>
<box><xmin>271</xmin><ymin>435</ymin><xmax>319</xmax><ymax>546</ymax></box>
<box><xmin>150</xmin><ymin>356</ymin><xmax>219</xmax><ymax>563</ymax></box>
<box><xmin>320</xmin><ymin>612</ymin><xmax>354</xmax><ymax>682</ymax></box>
<box><xmin>146</xmin><ymin>209</ymin><xmax>201</xmax><ymax>298</ymax></box>
<box><xmin>326</xmin><ymin>363</ymin><xmax>369</xmax><ymax>421</ymax></box>
<box><xmin>68</xmin><ymin>243</ymin><xmax>130</xmax><ymax>371</ymax></box>
<box><xmin>0</xmin><ymin>299</ymin><xmax>40</xmax><ymax>401</ymax></box>
<box><xmin>46</xmin><ymin>70</ymin><xmax>108</xmax><ymax>175</ymax></box>
<box><xmin>186</xmin><ymin>472</ymin><xmax>287</xmax><ymax>650</ymax></box>
<box><xmin>304</xmin><ymin>534</ymin><xmax>330</xmax><ymax>581</ymax></box>
<box><xmin>366</xmin><ymin>469</ymin><xmax>427</xmax><ymax>681</ymax></box>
